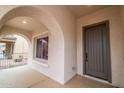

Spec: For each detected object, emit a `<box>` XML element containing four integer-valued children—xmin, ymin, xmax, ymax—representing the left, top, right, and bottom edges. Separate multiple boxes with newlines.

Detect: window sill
<box><xmin>33</xmin><ymin>58</ymin><xmax>48</xmax><ymax>67</ymax></box>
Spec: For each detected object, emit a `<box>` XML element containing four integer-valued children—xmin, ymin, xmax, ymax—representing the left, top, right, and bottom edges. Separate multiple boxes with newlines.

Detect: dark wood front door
<box><xmin>83</xmin><ymin>21</ymin><xmax>111</xmax><ymax>82</ymax></box>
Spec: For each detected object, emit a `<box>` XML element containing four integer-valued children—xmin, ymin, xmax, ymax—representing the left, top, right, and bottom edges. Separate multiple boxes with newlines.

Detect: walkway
<box><xmin>0</xmin><ymin>65</ymin><xmax>113</xmax><ymax>88</ymax></box>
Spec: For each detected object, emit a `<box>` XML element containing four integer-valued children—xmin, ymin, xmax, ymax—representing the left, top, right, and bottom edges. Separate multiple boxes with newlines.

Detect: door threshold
<box><xmin>83</xmin><ymin>75</ymin><xmax>112</xmax><ymax>85</ymax></box>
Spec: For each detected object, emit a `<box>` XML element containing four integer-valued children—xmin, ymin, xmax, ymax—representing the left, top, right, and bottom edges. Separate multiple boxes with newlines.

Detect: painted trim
<box><xmin>32</xmin><ymin>31</ymin><xmax>48</xmax><ymax>38</ymax></box>
<box><xmin>33</xmin><ymin>60</ymin><xmax>49</xmax><ymax>67</ymax></box>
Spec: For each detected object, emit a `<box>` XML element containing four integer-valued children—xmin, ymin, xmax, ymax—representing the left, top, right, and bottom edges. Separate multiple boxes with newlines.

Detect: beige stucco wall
<box><xmin>120</xmin><ymin>6</ymin><xmax>124</xmax><ymax>87</ymax></box>
<box><xmin>13</xmin><ymin>35</ymin><xmax>29</xmax><ymax>54</ymax></box>
<box><xmin>30</xmin><ymin>6</ymin><xmax>77</xmax><ymax>83</ymax></box>
<box><xmin>31</xmin><ymin>25</ymin><xmax>66</xmax><ymax>83</ymax></box>
<box><xmin>47</xmin><ymin>6</ymin><xmax>77</xmax><ymax>83</ymax></box>
<box><xmin>77</xmin><ymin>6</ymin><xmax>124</xmax><ymax>87</ymax></box>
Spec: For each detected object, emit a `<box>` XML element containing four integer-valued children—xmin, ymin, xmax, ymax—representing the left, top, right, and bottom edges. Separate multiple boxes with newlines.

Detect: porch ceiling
<box><xmin>5</xmin><ymin>16</ymin><xmax>46</xmax><ymax>31</ymax></box>
<box><xmin>66</xmin><ymin>5</ymin><xmax>114</xmax><ymax>18</ymax></box>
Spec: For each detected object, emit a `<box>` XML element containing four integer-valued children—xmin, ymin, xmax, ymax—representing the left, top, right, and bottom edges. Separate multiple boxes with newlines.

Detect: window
<box><xmin>34</xmin><ymin>34</ymin><xmax>48</xmax><ymax>61</ymax></box>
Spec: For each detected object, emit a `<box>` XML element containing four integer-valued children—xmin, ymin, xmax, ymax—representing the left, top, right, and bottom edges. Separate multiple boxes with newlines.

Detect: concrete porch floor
<box><xmin>0</xmin><ymin>65</ymin><xmax>113</xmax><ymax>88</ymax></box>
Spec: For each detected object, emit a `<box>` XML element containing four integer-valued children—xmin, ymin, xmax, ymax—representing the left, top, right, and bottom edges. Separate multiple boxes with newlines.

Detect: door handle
<box><xmin>85</xmin><ymin>53</ymin><xmax>88</xmax><ymax>62</ymax></box>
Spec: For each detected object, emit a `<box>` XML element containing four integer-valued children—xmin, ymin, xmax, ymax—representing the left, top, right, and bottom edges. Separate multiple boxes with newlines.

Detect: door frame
<box><xmin>82</xmin><ymin>20</ymin><xmax>112</xmax><ymax>82</ymax></box>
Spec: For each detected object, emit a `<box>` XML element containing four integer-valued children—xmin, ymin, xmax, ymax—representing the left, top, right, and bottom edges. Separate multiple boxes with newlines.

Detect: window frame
<box><xmin>33</xmin><ymin>32</ymin><xmax>49</xmax><ymax>63</ymax></box>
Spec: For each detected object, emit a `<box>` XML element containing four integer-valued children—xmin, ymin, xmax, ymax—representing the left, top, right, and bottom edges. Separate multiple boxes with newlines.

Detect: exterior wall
<box><xmin>27</xmin><ymin>6</ymin><xmax>76</xmax><ymax>84</ymax></box>
<box><xmin>13</xmin><ymin>35</ymin><xmax>29</xmax><ymax>54</ymax></box>
<box><xmin>44</xmin><ymin>6</ymin><xmax>77</xmax><ymax>83</ymax></box>
<box><xmin>120</xmin><ymin>6</ymin><xmax>124</xmax><ymax>87</ymax></box>
<box><xmin>31</xmin><ymin>29</ymin><xmax>65</xmax><ymax>84</ymax></box>
<box><xmin>77</xmin><ymin>6</ymin><xmax>124</xmax><ymax>87</ymax></box>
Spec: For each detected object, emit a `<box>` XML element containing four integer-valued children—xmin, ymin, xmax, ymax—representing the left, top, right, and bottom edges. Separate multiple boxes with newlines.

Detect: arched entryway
<box><xmin>0</xmin><ymin>33</ymin><xmax>30</xmax><ymax>69</ymax></box>
<box><xmin>0</xmin><ymin>6</ymin><xmax>65</xmax><ymax>84</ymax></box>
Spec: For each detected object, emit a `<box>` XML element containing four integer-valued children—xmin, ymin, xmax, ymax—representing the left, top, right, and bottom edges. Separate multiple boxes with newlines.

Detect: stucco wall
<box><xmin>120</xmin><ymin>6</ymin><xmax>124</xmax><ymax>87</ymax></box>
<box><xmin>77</xmin><ymin>6</ymin><xmax>124</xmax><ymax>87</ymax></box>
<box><xmin>30</xmin><ymin>26</ymin><xmax>66</xmax><ymax>84</ymax></box>
<box><xmin>13</xmin><ymin>35</ymin><xmax>29</xmax><ymax>54</ymax></box>
<box><xmin>30</xmin><ymin>6</ymin><xmax>77</xmax><ymax>83</ymax></box>
<box><xmin>44</xmin><ymin>6</ymin><xmax>77</xmax><ymax>83</ymax></box>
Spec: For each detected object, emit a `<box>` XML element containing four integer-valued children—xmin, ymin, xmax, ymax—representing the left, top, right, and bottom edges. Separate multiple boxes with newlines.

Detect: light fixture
<box><xmin>22</xmin><ymin>20</ymin><xmax>27</xmax><ymax>24</ymax></box>
<box><xmin>87</xmin><ymin>5</ymin><xmax>92</xmax><ymax>6</ymax></box>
